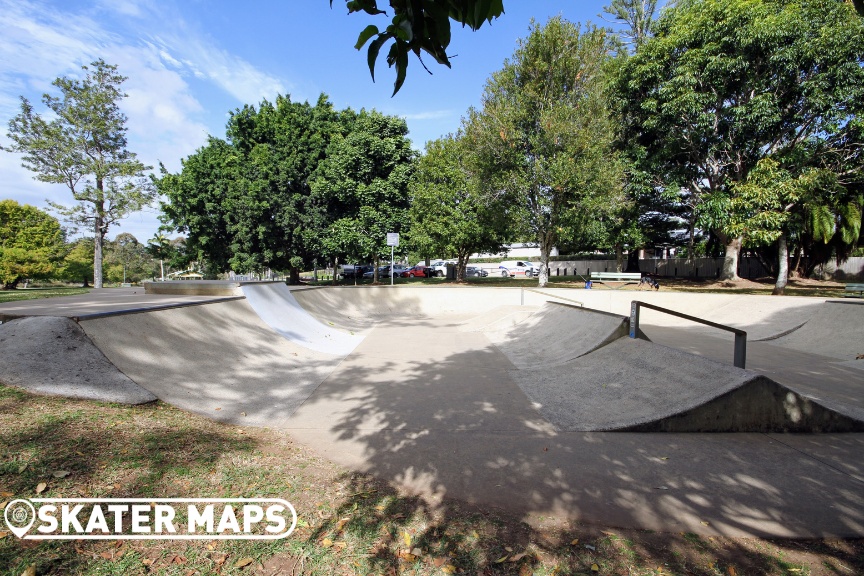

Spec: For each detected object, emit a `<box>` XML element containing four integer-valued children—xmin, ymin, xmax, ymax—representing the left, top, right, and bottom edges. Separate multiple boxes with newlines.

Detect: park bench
<box><xmin>844</xmin><ymin>283</ymin><xmax>864</xmax><ymax>298</ymax></box>
<box><xmin>590</xmin><ymin>272</ymin><xmax>642</xmax><ymax>289</ymax></box>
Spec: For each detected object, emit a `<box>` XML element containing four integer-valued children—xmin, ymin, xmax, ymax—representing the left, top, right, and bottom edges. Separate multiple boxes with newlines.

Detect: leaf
<box><xmin>442</xmin><ymin>565</ymin><xmax>457</xmax><ymax>574</ymax></box>
<box><xmin>366</xmin><ymin>35</ymin><xmax>389</xmax><ymax>81</ymax></box>
<box><xmin>494</xmin><ymin>555</ymin><xmax>509</xmax><ymax>563</ymax></box>
<box><xmin>355</xmin><ymin>24</ymin><xmax>379</xmax><ymax>50</ymax></box>
<box><xmin>100</xmin><ymin>551</ymin><xmax>114</xmax><ymax>560</ymax></box>
<box><xmin>570</xmin><ymin>538</ymin><xmax>579</xmax><ymax>546</ymax></box>
<box><xmin>20</xmin><ymin>565</ymin><xmax>36</xmax><ymax>576</ymax></box>
<box><xmin>35</xmin><ymin>482</ymin><xmax>47</xmax><ymax>494</ymax></box>
<box><xmin>402</xmin><ymin>531</ymin><xmax>411</xmax><ymax>547</ymax></box>
<box><xmin>17</xmin><ymin>463</ymin><xmax>27</xmax><ymax>473</ymax></box>
<box><xmin>509</xmin><ymin>552</ymin><xmax>528</xmax><ymax>562</ymax></box>
<box><xmin>234</xmin><ymin>557</ymin><xmax>254</xmax><ymax>568</ymax></box>
<box><xmin>0</xmin><ymin>492</ymin><xmax>12</xmax><ymax>497</ymax></box>
<box><xmin>397</xmin><ymin>550</ymin><xmax>417</xmax><ymax>562</ymax></box>
<box><xmin>0</xmin><ymin>501</ymin><xmax>8</xmax><ymax>511</ymax></box>
<box><xmin>335</xmin><ymin>517</ymin><xmax>350</xmax><ymax>531</ymax></box>
<box><xmin>52</xmin><ymin>470</ymin><xmax>71</xmax><ymax>478</ymax></box>
<box><xmin>519</xmin><ymin>564</ymin><xmax>533</xmax><ymax>576</ymax></box>
<box><xmin>322</xmin><ymin>538</ymin><xmax>333</xmax><ymax>548</ymax></box>
<box><xmin>0</xmin><ymin>531</ymin><xmax>9</xmax><ymax>539</ymax></box>
<box><xmin>591</xmin><ymin>564</ymin><xmax>600</xmax><ymax>572</ymax></box>
<box><xmin>701</xmin><ymin>521</ymin><xmax>710</xmax><ymax>526</ymax></box>
<box><xmin>410</xmin><ymin>547</ymin><xmax>422</xmax><ymax>556</ymax></box>
<box><xmin>727</xmin><ymin>568</ymin><xmax>737</xmax><ymax>576</ymax></box>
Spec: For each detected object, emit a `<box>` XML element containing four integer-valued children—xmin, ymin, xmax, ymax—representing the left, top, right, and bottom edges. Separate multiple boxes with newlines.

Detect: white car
<box><xmin>498</xmin><ymin>260</ymin><xmax>537</xmax><ymax>278</ymax></box>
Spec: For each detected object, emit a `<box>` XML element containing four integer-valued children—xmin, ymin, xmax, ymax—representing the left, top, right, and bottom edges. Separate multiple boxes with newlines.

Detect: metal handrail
<box><xmin>629</xmin><ymin>300</ymin><xmax>747</xmax><ymax>369</ymax></box>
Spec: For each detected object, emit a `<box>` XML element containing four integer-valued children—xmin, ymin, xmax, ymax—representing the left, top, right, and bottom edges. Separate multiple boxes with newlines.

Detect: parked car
<box><xmin>465</xmin><ymin>266</ymin><xmax>488</xmax><ymax>278</ymax></box>
<box><xmin>401</xmin><ymin>265</ymin><xmax>430</xmax><ymax>278</ymax></box>
<box><xmin>498</xmin><ymin>260</ymin><xmax>536</xmax><ymax>278</ymax></box>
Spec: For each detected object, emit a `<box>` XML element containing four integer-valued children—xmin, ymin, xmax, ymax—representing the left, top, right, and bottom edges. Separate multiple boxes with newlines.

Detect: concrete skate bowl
<box><xmin>3</xmin><ymin>284</ymin><xmax>864</xmax><ymax>537</ymax></box>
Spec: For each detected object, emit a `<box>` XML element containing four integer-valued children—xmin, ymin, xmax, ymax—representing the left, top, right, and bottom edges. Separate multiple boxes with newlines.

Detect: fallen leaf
<box><xmin>100</xmin><ymin>551</ymin><xmax>113</xmax><ymax>560</ymax></box>
<box><xmin>215</xmin><ymin>407</ymin><xmax>221</xmax><ymax>411</ymax></box>
<box><xmin>241</xmin><ymin>412</ymin><xmax>247</xmax><ymax>416</ymax></box>
<box><xmin>397</xmin><ymin>550</ymin><xmax>417</xmax><ymax>562</ymax></box>
<box><xmin>321</xmin><ymin>538</ymin><xmax>333</xmax><ymax>548</ymax></box>
<box><xmin>505</xmin><ymin>546</ymin><xmax>513</xmax><ymax>552</ymax></box>
<box><xmin>701</xmin><ymin>521</ymin><xmax>710</xmax><ymax>526</ymax></box>
<box><xmin>519</xmin><ymin>564</ymin><xmax>533</xmax><ymax>576</ymax></box>
<box><xmin>0</xmin><ymin>491</ymin><xmax>13</xmax><ymax>497</ymax></box>
<box><xmin>442</xmin><ymin>565</ymin><xmax>457</xmax><ymax>574</ymax></box>
<box><xmin>494</xmin><ymin>555</ymin><xmax>509</xmax><ymax>563</ymax></box>
<box><xmin>375</xmin><ymin>505</ymin><xmax>385</xmax><ymax>511</ymax></box>
<box><xmin>0</xmin><ymin>501</ymin><xmax>8</xmax><ymax>512</ymax></box>
<box><xmin>334</xmin><ymin>541</ymin><xmax>348</xmax><ymax>550</ymax></box>
<box><xmin>433</xmin><ymin>557</ymin><xmax>447</xmax><ymax>567</ymax></box>
<box><xmin>335</xmin><ymin>517</ymin><xmax>350</xmax><ymax>531</ymax></box>
<box><xmin>591</xmin><ymin>564</ymin><xmax>600</xmax><ymax>572</ymax></box>
<box><xmin>727</xmin><ymin>568</ymin><xmax>737</xmax><ymax>576</ymax></box>
<box><xmin>410</xmin><ymin>547</ymin><xmax>422</xmax><ymax>557</ymax></box>
<box><xmin>171</xmin><ymin>555</ymin><xmax>186</xmax><ymax>564</ymax></box>
<box><xmin>35</xmin><ymin>482</ymin><xmax>47</xmax><ymax>494</ymax></box>
<box><xmin>214</xmin><ymin>554</ymin><xmax>227</xmax><ymax>566</ymax></box>
<box><xmin>0</xmin><ymin>531</ymin><xmax>9</xmax><ymax>539</ymax></box>
<box><xmin>659</xmin><ymin>456</ymin><xmax>669</xmax><ymax>460</ymax></box>
<box><xmin>52</xmin><ymin>470</ymin><xmax>71</xmax><ymax>479</ymax></box>
<box><xmin>142</xmin><ymin>559</ymin><xmax>153</xmax><ymax>566</ymax></box>
<box><xmin>17</xmin><ymin>463</ymin><xmax>27</xmax><ymax>473</ymax></box>
<box><xmin>234</xmin><ymin>557</ymin><xmax>254</xmax><ymax>568</ymax></box>
<box><xmin>402</xmin><ymin>531</ymin><xmax>411</xmax><ymax>547</ymax></box>
<box><xmin>20</xmin><ymin>565</ymin><xmax>36</xmax><ymax>576</ymax></box>
<box><xmin>509</xmin><ymin>552</ymin><xmax>527</xmax><ymax>562</ymax></box>
<box><xmin>75</xmin><ymin>451</ymin><xmax>85</xmax><ymax>456</ymax></box>
<box><xmin>570</xmin><ymin>538</ymin><xmax>579</xmax><ymax>546</ymax></box>
<box><xmin>206</xmin><ymin>543</ymin><xmax>215</xmax><ymax>551</ymax></box>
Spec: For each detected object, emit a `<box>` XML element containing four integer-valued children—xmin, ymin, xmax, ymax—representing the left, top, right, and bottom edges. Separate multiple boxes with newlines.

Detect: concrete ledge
<box><xmin>144</xmin><ymin>280</ymin><xmax>244</xmax><ymax>296</ymax></box>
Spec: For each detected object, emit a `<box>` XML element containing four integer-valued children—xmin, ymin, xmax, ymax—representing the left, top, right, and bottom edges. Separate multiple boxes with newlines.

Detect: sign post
<box><xmin>386</xmin><ymin>233</ymin><xmax>399</xmax><ymax>286</ymax></box>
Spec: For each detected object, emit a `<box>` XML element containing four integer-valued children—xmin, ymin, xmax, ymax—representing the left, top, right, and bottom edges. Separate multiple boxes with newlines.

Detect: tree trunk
<box><xmin>538</xmin><ymin>232</ymin><xmax>554</xmax><ymax>288</ymax></box>
<box><xmin>332</xmin><ymin>257</ymin><xmax>339</xmax><ymax>286</ymax></box>
<box><xmin>791</xmin><ymin>244</ymin><xmax>803</xmax><ymax>279</ymax></box>
<box><xmin>160</xmin><ymin>259</ymin><xmax>165</xmax><ymax>281</ymax></box>
<box><xmin>372</xmin><ymin>256</ymin><xmax>380</xmax><ymax>283</ymax></box>
<box><xmin>772</xmin><ymin>234</ymin><xmax>788</xmax><ymax>296</ymax></box>
<box><xmin>625</xmin><ymin>249</ymin><xmax>640</xmax><ymax>273</ymax></box>
<box><xmin>456</xmin><ymin>252</ymin><xmax>469</xmax><ymax>282</ymax></box>
<box><xmin>82</xmin><ymin>276</ymin><xmax>90</xmax><ymax>288</ymax></box>
<box><xmin>94</xmin><ymin>184</ymin><xmax>104</xmax><ymax>289</ymax></box>
<box><xmin>615</xmin><ymin>243</ymin><xmax>624</xmax><ymax>272</ymax></box>
<box><xmin>717</xmin><ymin>232</ymin><xmax>742</xmax><ymax>281</ymax></box>
<box><xmin>288</xmin><ymin>267</ymin><xmax>300</xmax><ymax>285</ymax></box>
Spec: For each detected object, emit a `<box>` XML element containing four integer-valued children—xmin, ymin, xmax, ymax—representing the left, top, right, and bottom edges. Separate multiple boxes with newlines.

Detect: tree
<box><xmin>104</xmin><ymin>233</ymin><xmax>152</xmax><ymax>284</ymax></box>
<box><xmin>0</xmin><ymin>200</ymin><xmax>65</xmax><ymax>290</ymax></box>
<box><xmin>409</xmin><ymin>134</ymin><xmax>509</xmax><ymax>280</ymax></box>
<box><xmin>617</xmin><ymin>0</ymin><xmax>864</xmax><ymax>280</ymax></box>
<box><xmin>467</xmin><ymin>17</ymin><xmax>625</xmax><ymax>287</ymax></box>
<box><xmin>602</xmin><ymin>0</ymin><xmax>658</xmax><ymax>49</ymax></box>
<box><xmin>311</xmin><ymin>110</ymin><xmax>415</xmax><ymax>282</ymax></box>
<box><xmin>146</xmin><ymin>233</ymin><xmax>174</xmax><ymax>281</ymax></box>
<box><xmin>3</xmin><ymin>60</ymin><xmax>155</xmax><ymax>289</ymax></box>
<box><xmin>338</xmin><ymin>0</ymin><xmax>504</xmax><ymax>94</ymax></box>
<box><xmin>158</xmin><ymin>94</ymin><xmax>343</xmax><ymax>283</ymax></box>
<box><xmin>58</xmin><ymin>238</ymin><xmax>95</xmax><ymax>287</ymax></box>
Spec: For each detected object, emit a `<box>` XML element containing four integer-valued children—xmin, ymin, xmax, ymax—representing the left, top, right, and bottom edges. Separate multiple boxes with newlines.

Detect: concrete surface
<box><xmin>1</xmin><ymin>283</ymin><xmax>862</xmax><ymax>537</ymax></box>
<box><xmin>0</xmin><ymin>316</ymin><xmax>156</xmax><ymax>404</ymax></box>
<box><xmin>763</xmin><ymin>299</ymin><xmax>864</xmax><ymax>359</ymax></box>
<box><xmin>241</xmin><ymin>282</ymin><xmax>363</xmax><ymax>355</ymax></box>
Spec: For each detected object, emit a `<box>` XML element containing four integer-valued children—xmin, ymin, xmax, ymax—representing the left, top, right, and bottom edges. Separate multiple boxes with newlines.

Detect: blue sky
<box><xmin>1</xmin><ymin>0</ymin><xmax>634</xmax><ymax>242</ymax></box>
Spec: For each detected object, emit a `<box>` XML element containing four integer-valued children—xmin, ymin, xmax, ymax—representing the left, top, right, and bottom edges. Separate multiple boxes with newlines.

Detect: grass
<box><xmin>1</xmin><ymin>385</ymin><xmax>861</xmax><ymax>575</ymax></box>
<box><xmin>0</xmin><ymin>287</ymin><xmax>91</xmax><ymax>304</ymax></box>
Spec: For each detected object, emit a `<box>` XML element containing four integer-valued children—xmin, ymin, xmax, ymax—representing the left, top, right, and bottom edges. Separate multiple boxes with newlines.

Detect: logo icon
<box><xmin>4</xmin><ymin>499</ymin><xmax>36</xmax><ymax>538</ymax></box>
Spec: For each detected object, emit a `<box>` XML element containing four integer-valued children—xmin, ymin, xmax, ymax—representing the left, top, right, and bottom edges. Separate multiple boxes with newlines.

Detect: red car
<box><xmin>401</xmin><ymin>265</ymin><xmax>430</xmax><ymax>278</ymax></box>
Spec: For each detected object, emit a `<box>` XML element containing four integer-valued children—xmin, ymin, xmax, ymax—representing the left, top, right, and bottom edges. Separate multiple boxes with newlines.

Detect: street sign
<box><xmin>386</xmin><ymin>232</ymin><xmax>399</xmax><ymax>247</ymax></box>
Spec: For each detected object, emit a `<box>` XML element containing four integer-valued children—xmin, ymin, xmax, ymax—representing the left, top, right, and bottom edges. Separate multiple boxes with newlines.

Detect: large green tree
<box><xmin>3</xmin><ymin>60</ymin><xmax>155</xmax><ymax>289</ymax></box>
<box><xmin>311</xmin><ymin>110</ymin><xmax>415</xmax><ymax>282</ymax></box>
<box><xmin>0</xmin><ymin>200</ymin><xmax>65</xmax><ymax>290</ymax></box>
<box><xmin>158</xmin><ymin>94</ymin><xmax>344</xmax><ymax>282</ymax></box>
<box><xmin>409</xmin><ymin>134</ymin><xmax>509</xmax><ymax>280</ymax></box>
<box><xmin>467</xmin><ymin>17</ymin><xmax>625</xmax><ymax>287</ymax></box>
<box><xmin>618</xmin><ymin>0</ymin><xmax>864</xmax><ymax>281</ymax></box>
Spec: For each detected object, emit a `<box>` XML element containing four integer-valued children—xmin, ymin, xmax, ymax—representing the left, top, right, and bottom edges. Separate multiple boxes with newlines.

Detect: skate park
<box><xmin>0</xmin><ymin>283</ymin><xmax>862</xmax><ymax>539</ymax></box>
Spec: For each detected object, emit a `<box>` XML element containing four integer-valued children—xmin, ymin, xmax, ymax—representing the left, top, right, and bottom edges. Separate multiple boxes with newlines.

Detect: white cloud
<box><xmin>399</xmin><ymin>110</ymin><xmax>456</xmax><ymax>121</ymax></box>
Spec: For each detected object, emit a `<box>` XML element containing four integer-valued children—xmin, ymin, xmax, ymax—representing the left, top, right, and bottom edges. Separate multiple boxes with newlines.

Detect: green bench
<box><xmin>590</xmin><ymin>272</ymin><xmax>642</xmax><ymax>289</ymax></box>
<box><xmin>845</xmin><ymin>283</ymin><xmax>864</xmax><ymax>298</ymax></box>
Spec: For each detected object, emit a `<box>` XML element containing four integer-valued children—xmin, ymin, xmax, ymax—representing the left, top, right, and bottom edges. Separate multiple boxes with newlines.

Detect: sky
<box><xmin>0</xmin><ymin>0</ymin><xmax>634</xmax><ymax>242</ymax></box>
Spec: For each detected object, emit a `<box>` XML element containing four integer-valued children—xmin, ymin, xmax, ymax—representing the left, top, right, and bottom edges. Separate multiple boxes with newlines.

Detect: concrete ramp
<box><xmin>510</xmin><ymin>337</ymin><xmax>864</xmax><ymax>432</ymax></box>
<box><xmin>759</xmin><ymin>300</ymin><xmax>864</xmax><ymax>360</ymax></box>
<box><xmin>0</xmin><ymin>316</ymin><xmax>156</xmax><ymax>405</ymax></box>
<box><xmin>484</xmin><ymin>303</ymin><xmax>630</xmax><ymax>369</ymax></box>
<box><xmin>81</xmin><ymin>299</ymin><xmax>342</xmax><ymax>428</ymax></box>
<box><xmin>241</xmin><ymin>283</ymin><xmax>363</xmax><ymax>355</ymax></box>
